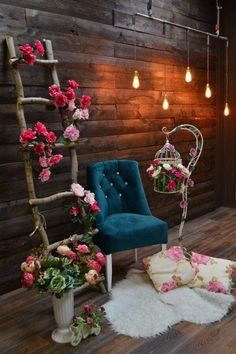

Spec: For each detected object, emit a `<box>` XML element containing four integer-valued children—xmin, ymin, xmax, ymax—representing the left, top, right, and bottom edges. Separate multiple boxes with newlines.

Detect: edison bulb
<box><xmin>205</xmin><ymin>83</ymin><xmax>212</xmax><ymax>98</ymax></box>
<box><xmin>132</xmin><ymin>70</ymin><xmax>140</xmax><ymax>89</ymax></box>
<box><xmin>162</xmin><ymin>95</ymin><xmax>169</xmax><ymax>110</ymax></box>
<box><xmin>185</xmin><ymin>66</ymin><xmax>192</xmax><ymax>83</ymax></box>
<box><xmin>224</xmin><ymin>102</ymin><xmax>230</xmax><ymax>116</ymax></box>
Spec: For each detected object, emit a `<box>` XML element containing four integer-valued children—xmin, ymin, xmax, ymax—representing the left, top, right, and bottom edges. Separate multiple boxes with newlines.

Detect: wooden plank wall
<box><xmin>0</xmin><ymin>0</ymin><xmax>219</xmax><ymax>293</ymax></box>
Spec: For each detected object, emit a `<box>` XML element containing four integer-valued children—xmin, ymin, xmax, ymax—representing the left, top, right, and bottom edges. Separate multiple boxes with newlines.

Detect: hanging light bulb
<box><xmin>185</xmin><ymin>66</ymin><xmax>192</xmax><ymax>83</ymax></box>
<box><xmin>162</xmin><ymin>94</ymin><xmax>169</xmax><ymax>110</ymax></box>
<box><xmin>205</xmin><ymin>83</ymin><xmax>212</xmax><ymax>98</ymax></box>
<box><xmin>224</xmin><ymin>102</ymin><xmax>230</xmax><ymax>116</ymax></box>
<box><xmin>132</xmin><ymin>70</ymin><xmax>140</xmax><ymax>89</ymax></box>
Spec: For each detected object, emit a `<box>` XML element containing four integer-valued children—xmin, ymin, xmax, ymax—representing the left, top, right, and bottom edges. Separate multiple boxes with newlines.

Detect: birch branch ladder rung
<box><xmin>29</xmin><ymin>191</ymin><xmax>74</xmax><ymax>206</ymax></box>
<box><xmin>9</xmin><ymin>58</ymin><xmax>59</xmax><ymax>65</ymax></box>
<box><xmin>19</xmin><ymin>97</ymin><xmax>53</xmax><ymax>105</ymax></box>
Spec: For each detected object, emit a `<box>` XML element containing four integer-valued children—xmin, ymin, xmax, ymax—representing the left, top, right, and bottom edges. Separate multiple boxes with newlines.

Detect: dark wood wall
<box><xmin>0</xmin><ymin>0</ymin><xmax>220</xmax><ymax>294</ymax></box>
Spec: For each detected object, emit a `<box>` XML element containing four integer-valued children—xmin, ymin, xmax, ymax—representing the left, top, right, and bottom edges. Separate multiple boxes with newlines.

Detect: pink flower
<box><xmin>34</xmin><ymin>40</ymin><xmax>45</xmax><ymax>56</ymax></box>
<box><xmin>167</xmin><ymin>180</ymin><xmax>176</xmax><ymax>191</ymax></box>
<box><xmin>39</xmin><ymin>156</ymin><xmax>48</xmax><ymax>168</ymax></box>
<box><xmin>189</xmin><ymin>148</ymin><xmax>197</xmax><ymax>157</ymax></box>
<box><xmin>191</xmin><ymin>252</ymin><xmax>211</xmax><ymax>265</ymax></box>
<box><xmin>19</xmin><ymin>129</ymin><xmax>36</xmax><ymax>144</ymax></box>
<box><xmin>96</xmin><ymin>252</ymin><xmax>106</xmax><ymax>266</ymax></box>
<box><xmin>68</xmin><ymin>100</ymin><xmax>76</xmax><ymax>111</ymax></box>
<box><xmin>19</xmin><ymin>43</ymin><xmax>33</xmax><ymax>55</ymax></box>
<box><xmin>207</xmin><ymin>279</ymin><xmax>227</xmax><ymax>294</ymax></box>
<box><xmin>84</xmin><ymin>305</ymin><xmax>92</xmax><ymax>313</ymax></box>
<box><xmin>33</xmin><ymin>142</ymin><xmax>45</xmax><ymax>155</ymax></box>
<box><xmin>88</xmin><ymin>260</ymin><xmax>102</xmax><ymax>273</ymax></box>
<box><xmin>187</xmin><ymin>179</ymin><xmax>194</xmax><ymax>187</ymax></box>
<box><xmin>85</xmin><ymin>270</ymin><xmax>99</xmax><ymax>285</ymax></box>
<box><xmin>179</xmin><ymin>200</ymin><xmax>188</xmax><ymax>209</ymax></box>
<box><xmin>84</xmin><ymin>191</ymin><xmax>96</xmax><ymax>206</ymax></box>
<box><xmin>165</xmin><ymin>143</ymin><xmax>175</xmax><ymax>152</ymax></box>
<box><xmin>57</xmin><ymin>245</ymin><xmax>71</xmax><ymax>256</ymax></box>
<box><xmin>90</xmin><ymin>202</ymin><xmax>100</xmax><ymax>213</ymax></box>
<box><xmin>153</xmin><ymin>159</ymin><xmax>160</xmax><ymax>167</ymax></box>
<box><xmin>26</xmin><ymin>255</ymin><xmax>36</xmax><ymax>263</ymax></box>
<box><xmin>160</xmin><ymin>280</ymin><xmax>177</xmax><ymax>293</ymax></box>
<box><xmin>68</xmin><ymin>80</ymin><xmax>79</xmax><ymax>89</ymax></box>
<box><xmin>146</xmin><ymin>165</ymin><xmax>154</xmax><ymax>176</ymax></box>
<box><xmin>67</xmin><ymin>251</ymin><xmax>77</xmax><ymax>260</ymax></box>
<box><xmin>63</xmin><ymin>124</ymin><xmax>80</xmax><ymax>142</ymax></box>
<box><xmin>71</xmin><ymin>183</ymin><xmax>84</xmax><ymax>197</ymax></box>
<box><xmin>49</xmin><ymin>84</ymin><xmax>61</xmax><ymax>97</ymax></box>
<box><xmin>21</xmin><ymin>272</ymin><xmax>35</xmax><ymax>288</ymax></box>
<box><xmin>23</xmin><ymin>53</ymin><xmax>36</xmax><ymax>65</ymax></box>
<box><xmin>79</xmin><ymin>95</ymin><xmax>91</xmax><ymax>109</ymax></box>
<box><xmin>86</xmin><ymin>317</ymin><xmax>93</xmax><ymax>325</ymax></box>
<box><xmin>45</xmin><ymin>131</ymin><xmax>57</xmax><ymax>144</ymax></box>
<box><xmin>34</xmin><ymin>121</ymin><xmax>48</xmax><ymax>136</ymax></box>
<box><xmin>65</xmin><ymin>87</ymin><xmax>75</xmax><ymax>101</ymax></box>
<box><xmin>175</xmin><ymin>171</ymin><xmax>184</xmax><ymax>180</ymax></box>
<box><xmin>70</xmin><ymin>205</ymin><xmax>80</xmax><ymax>216</ymax></box>
<box><xmin>21</xmin><ymin>261</ymin><xmax>35</xmax><ymax>273</ymax></box>
<box><xmin>39</xmin><ymin>168</ymin><xmax>51</xmax><ymax>182</ymax></box>
<box><xmin>77</xmin><ymin>244</ymin><xmax>89</xmax><ymax>254</ymax></box>
<box><xmin>72</xmin><ymin>109</ymin><xmax>82</xmax><ymax>120</ymax></box>
<box><xmin>54</xmin><ymin>92</ymin><xmax>68</xmax><ymax>107</ymax></box>
<box><xmin>166</xmin><ymin>246</ymin><xmax>184</xmax><ymax>262</ymax></box>
<box><xmin>81</xmin><ymin>108</ymin><xmax>89</xmax><ymax>120</ymax></box>
<box><xmin>48</xmin><ymin>154</ymin><xmax>63</xmax><ymax>166</ymax></box>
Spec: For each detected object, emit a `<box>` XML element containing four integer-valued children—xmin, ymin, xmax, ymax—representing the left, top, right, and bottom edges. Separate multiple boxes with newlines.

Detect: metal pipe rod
<box><xmin>136</xmin><ymin>13</ymin><xmax>228</xmax><ymax>41</ymax></box>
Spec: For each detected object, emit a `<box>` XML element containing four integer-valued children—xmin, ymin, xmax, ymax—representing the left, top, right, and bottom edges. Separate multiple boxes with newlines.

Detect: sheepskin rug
<box><xmin>104</xmin><ymin>272</ymin><xmax>234</xmax><ymax>338</ymax></box>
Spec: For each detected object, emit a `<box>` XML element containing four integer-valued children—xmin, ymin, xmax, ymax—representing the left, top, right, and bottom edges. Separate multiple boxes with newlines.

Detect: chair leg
<box><xmin>134</xmin><ymin>248</ymin><xmax>138</xmax><ymax>262</ymax></box>
<box><xmin>105</xmin><ymin>254</ymin><xmax>112</xmax><ymax>292</ymax></box>
<box><xmin>161</xmin><ymin>244</ymin><xmax>167</xmax><ymax>251</ymax></box>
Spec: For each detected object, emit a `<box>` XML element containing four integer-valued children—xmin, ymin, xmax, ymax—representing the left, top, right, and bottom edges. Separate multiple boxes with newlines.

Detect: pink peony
<box><xmin>39</xmin><ymin>156</ymin><xmax>48</xmax><ymax>168</ymax></box>
<box><xmin>77</xmin><ymin>244</ymin><xmax>89</xmax><ymax>254</ymax></box>
<box><xmin>167</xmin><ymin>246</ymin><xmax>184</xmax><ymax>262</ymax></box>
<box><xmin>68</xmin><ymin>100</ymin><xmax>76</xmax><ymax>111</ymax></box>
<box><xmin>49</xmin><ymin>84</ymin><xmax>61</xmax><ymax>97</ymax></box>
<box><xmin>189</xmin><ymin>148</ymin><xmax>197</xmax><ymax>157</ymax></box>
<box><xmin>45</xmin><ymin>131</ymin><xmax>57</xmax><ymax>144</ymax></box>
<box><xmin>33</xmin><ymin>142</ymin><xmax>45</xmax><ymax>155</ymax></box>
<box><xmin>81</xmin><ymin>108</ymin><xmax>89</xmax><ymax>120</ymax></box>
<box><xmin>34</xmin><ymin>40</ymin><xmax>45</xmax><ymax>56</ymax></box>
<box><xmin>54</xmin><ymin>92</ymin><xmax>68</xmax><ymax>107</ymax></box>
<box><xmin>179</xmin><ymin>200</ymin><xmax>188</xmax><ymax>209</ymax></box>
<box><xmin>167</xmin><ymin>180</ymin><xmax>176</xmax><ymax>191</ymax></box>
<box><xmin>207</xmin><ymin>279</ymin><xmax>227</xmax><ymax>294</ymax></box>
<box><xmin>79</xmin><ymin>95</ymin><xmax>91</xmax><ymax>109</ymax></box>
<box><xmin>23</xmin><ymin>53</ymin><xmax>36</xmax><ymax>65</ymax></box>
<box><xmin>67</xmin><ymin>251</ymin><xmax>77</xmax><ymax>260</ymax></box>
<box><xmin>68</xmin><ymin>80</ymin><xmax>79</xmax><ymax>89</ymax></box>
<box><xmin>65</xmin><ymin>87</ymin><xmax>75</xmax><ymax>101</ymax></box>
<box><xmin>39</xmin><ymin>168</ymin><xmax>51</xmax><ymax>182</ymax></box>
<box><xmin>57</xmin><ymin>245</ymin><xmax>71</xmax><ymax>256</ymax></box>
<box><xmin>153</xmin><ymin>159</ymin><xmax>160</xmax><ymax>167</ymax></box>
<box><xmin>84</xmin><ymin>305</ymin><xmax>92</xmax><ymax>313</ymax></box>
<box><xmin>90</xmin><ymin>202</ymin><xmax>100</xmax><ymax>213</ymax></box>
<box><xmin>191</xmin><ymin>252</ymin><xmax>211</xmax><ymax>265</ymax></box>
<box><xmin>21</xmin><ymin>272</ymin><xmax>35</xmax><ymax>288</ymax></box>
<box><xmin>71</xmin><ymin>183</ymin><xmax>84</xmax><ymax>197</ymax></box>
<box><xmin>84</xmin><ymin>191</ymin><xmax>96</xmax><ymax>206</ymax></box>
<box><xmin>34</xmin><ymin>121</ymin><xmax>48</xmax><ymax>136</ymax></box>
<box><xmin>85</xmin><ymin>269</ymin><xmax>99</xmax><ymax>285</ymax></box>
<box><xmin>160</xmin><ymin>280</ymin><xmax>177</xmax><ymax>293</ymax></box>
<box><xmin>63</xmin><ymin>124</ymin><xmax>80</xmax><ymax>142</ymax></box>
<box><xmin>89</xmin><ymin>260</ymin><xmax>102</xmax><ymax>273</ymax></box>
<box><xmin>96</xmin><ymin>252</ymin><xmax>106</xmax><ymax>266</ymax></box>
<box><xmin>70</xmin><ymin>205</ymin><xmax>80</xmax><ymax>216</ymax></box>
<box><xmin>72</xmin><ymin>109</ymin><xmax>82</xmax><ymax>120</ymax></box>
<box><xmin>19</xmin><ymin>43</ymin><xmax>33</xmax><ymax>54</ymax></box>
<box><xmin>19</xmin><ymin>129</ymin><xmax>36</xmax><ymax>144</ymax></box>
<box><xmin>48</xmin><ymin>154</ymin><xmax>63</xmax><ymax>166</ymax></box>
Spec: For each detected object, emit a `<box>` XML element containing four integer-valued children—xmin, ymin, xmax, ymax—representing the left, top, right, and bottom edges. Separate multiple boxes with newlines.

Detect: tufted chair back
<box><xmin>87</xmin><ymin>160</ymin><xmax>151</xmax><ymax>226</ymax></box>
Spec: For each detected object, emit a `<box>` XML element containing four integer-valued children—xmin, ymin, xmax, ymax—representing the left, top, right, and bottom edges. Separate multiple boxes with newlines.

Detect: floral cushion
<box><xmin>143</xmin><ymin>246</ymin><xmax>195</xmax><ymax>293</ymax></box>
<box><xmin>189</xmin><ymin>252</ymin><xmax>236</xmax><ymax>294</ymax></box>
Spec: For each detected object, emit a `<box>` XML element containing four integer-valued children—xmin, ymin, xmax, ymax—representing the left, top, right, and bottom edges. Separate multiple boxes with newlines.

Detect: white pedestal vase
<box><xmin>51</xmin><ymin>289</ymin><xmax>74</xmax><ymax>343</ymax></box>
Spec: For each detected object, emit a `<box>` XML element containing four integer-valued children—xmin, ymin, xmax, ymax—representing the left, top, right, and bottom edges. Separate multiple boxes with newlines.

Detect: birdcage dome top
<box><xmin>155</xmin><ymin>140</ymin><xmax>182</xmax><ymax>165</ymax></box>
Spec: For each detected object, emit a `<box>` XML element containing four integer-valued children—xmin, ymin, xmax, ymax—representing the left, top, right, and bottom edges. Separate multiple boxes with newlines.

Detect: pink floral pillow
<box><xmin>143</xmin><ymin>246</ymin><xmax>195</xmax><ymax>293</ymax></box>
<box><xmin>189</xmin><ymin>252</ymin><xmax>236</xmax><ymax>294</ymax></box>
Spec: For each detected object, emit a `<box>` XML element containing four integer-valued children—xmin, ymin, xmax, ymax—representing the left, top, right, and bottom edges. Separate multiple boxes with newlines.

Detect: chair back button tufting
<box><xmin>105</xmin><ymin>195</ymin><xmax>108</xmax><ymax>198</ymax></box>
<box><xmin>110</xmin><ymin>182</ymin><xmax>113</xmax><ymax>186</ymax></box>
<box><xmin>103</xmin><ymin>173</ymin><xmax>105</xmax><ymax>176</ymax></box>
<box><xmin>119</xmin><ymin>193</ymin><xmax>122</xmax><ymax>197</ymax></box>
<box><xmin>117</xmin><ymin>171</ymin><xmax>120</xmax><ymax>175</ymax></box>
<box><xmin>125</xmin><ymin>182</ymin><xmax>128</xmax><ymax>185</ymax></box>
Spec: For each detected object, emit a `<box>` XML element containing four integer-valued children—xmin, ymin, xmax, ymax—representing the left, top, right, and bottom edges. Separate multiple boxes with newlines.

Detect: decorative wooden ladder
<box><xmin>6</xmin><ymin>36</ymin><xmax>105</xmax><ymax>293</ymax></box>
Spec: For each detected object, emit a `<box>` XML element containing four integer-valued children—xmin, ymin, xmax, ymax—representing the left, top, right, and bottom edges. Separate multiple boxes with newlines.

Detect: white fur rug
<box><xmin>104</xmin><ymin>272</ymin><xmax>235</xmax><ymax>338</ymax></box>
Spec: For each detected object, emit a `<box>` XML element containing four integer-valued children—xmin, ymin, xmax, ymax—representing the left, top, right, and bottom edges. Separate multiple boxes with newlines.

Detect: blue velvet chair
<box><xmin>87</xmin><ymin>160</ymin><xmax>168</xmax><ymax>291</ymax></box>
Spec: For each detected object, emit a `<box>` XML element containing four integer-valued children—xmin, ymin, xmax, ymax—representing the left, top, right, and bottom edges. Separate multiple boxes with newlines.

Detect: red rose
<box><xmin>45</xmin><ymin>131</ymin><xmax>57</xmax><ymax>144</ymax></box>
<box><xmin>90</xmin><ymin>202</ymin><xmax>100</xmax><ymax>213</ymax></box>
<box><xmin>54</xmin><ymin>92</ymin><xmax>68</xmax><ymax>107</ymax></box>
<box><xmin>34</xmin><ymin>121</ymin><xmax>48</xmax><ymax>136</ymax></box>
<box><xmin>34</xmin><ymin>40</ymin><xmax>45</xmax><ymax>56</ymax></box>
<box><xmin>88</xmin><ymin>260</ymin><xmax>102</xmax><ymax>273</ymax></box>
<box><xmin>21</xmin><ymin>272</ymin><xmax>35</xmax><ymax>288</ymax></box>
<box><xmin>33</xmin><ymin>142</ymin><xmax>45</xmax><ymax>155</ymax></box>
<box><xmin>70</xmin><ymin>205</ymin><xmax>80</xmax><ymax>216</ymax></box>
<box><xmin>96</xmin><ymin>252</ymin><xmax>106</xmax><ymax>266</ymax></box>
<box><xmin>84</xmin><ymin>305</ymin><xmax>93</xmax><ymax>313</ymax></box>
<box><xmin>79</xmin><ymin>95</ymin><xmax>91</xmax><ymax>109</ymax></box>
<box><xmin>49</xmin><ymin>84</ymin><xmax>61</xmax><ymax>97</ymax></box>
<box><xmin>68</xmin><ymin>80</ymin><xmax>79</xmax><ymax>89</ymax></box>
<box><xmin>48</xmin><ymin>154</ymin><xmax>63</xmax><ymax>166</ymax></box>
<box><xmin>153</xmin><ymin>159</ymin><xmax>160</xmax><ymax>167</ymax></box>
<box><xmin>19</xmin><ymin>44</ymin><xmax>33</xmax><ymax>55</ymax></box>
<box><xmin>19</xmin><ymin>129</ymin><xmax>36</xmax><ymax>144</ymax></box>
<box><xmin>167</xmin><ymin>180</ymin><xmax>176</xmax><ymax>191</ymax></box>
<box><xmin>23</xmin><ymin>53</ymin><xmax>36</xmax><ymax>65</ymax></box>
<box><xmin>65</xmin><ymin>87</ymin><xmax>75</xmax><ymax>101</ymax></box>
<box><xmin>67</xmin><ymin>251</ymin><xmax>77</xmax><ymax>260</ymax></box>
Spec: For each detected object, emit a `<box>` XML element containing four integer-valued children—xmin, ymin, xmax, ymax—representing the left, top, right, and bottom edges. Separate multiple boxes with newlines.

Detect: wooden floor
<box><xmin>1</xmin><ymin>207</ymin><xmax>236</xmax><ymax>354</ymax></box>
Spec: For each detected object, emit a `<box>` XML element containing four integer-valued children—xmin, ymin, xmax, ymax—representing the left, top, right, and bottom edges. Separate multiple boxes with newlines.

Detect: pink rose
<box><xmin>26</xmin><ymin>255</ymin><xmax>36</xmax><ymax>263</ymax></box>
<box><xmin>207</xmin><ymin>279</ymin><xmax>227</xmax><ymax>294</ymax></box>
<box><xmin>81</xmin><ymin>108</ymin><xmax>89</xmax><ymax>120</ymax></box>
<box><xmin>84</xmin><ymin>305</ymin><xmax>92</xmax><ymax>313</ymax></box>
<box><xmin>84</xmin><ymin>191</ymin><xmax>96</xmax><ymax>206</ymax></box>
<box><xmin>34</xmin><ymin>121</ymin><xmax>48</xmax><ymax>136</ymax></box>
<box><xmin>19</xmin><ymin>43</ymin><xmax>33</xmax><ymax>55</ymax></box>
<box><xmin>175</xmin><ymin>171</ymin><xmax>184</xmax><ymax>180</ymax></box>
<box><xmin>63</xmin><ymin>124</ymin><xmax>80</xmax><ymax>142</ymax></box>
<box><xmin>19</xmin><ymin>129</ymin><xmax>36</xmax><ymax>144</ymax></box>
<box><xmin>65</xmin><ymin>87</ymin><xmax>75</xmax><ymax>101</ymax></box>
<box><xmin>153</xmin><ymin>159</ymin><xmax>160</xmax><ymax>167</ymax></box>
<box><xmin>96</xmin><ymin>252</ymin><xmax>106</xmax><ymax>266</ymax></box>
<box><xmin>167</xmin><ymin>180</ymin><xmax>176</xmax><ymax>191</ymax></box>
<box><xmin>57</xmin><ymin>245</ymin><xmax>71</xmax><ymax>256</ymax></box>
<box><xmin>45</xmin><ymin>131</ymin><xmax>57</xmax><ymax>144</ymax></box>
<box><xmin>77</xmin><ymin>244</ymin><xmax>89</xmax><ymax>254</ymax></box>
<box><xmin>39</xmin><ymin>156</ymin><xmax>48</xmax><ymax>168</ymax></box>
<box><xmin>191</xmin><ymin>252</ymin><xmax>211</xmax><ymax>265</ymax></box>
<box><xmin>89</xmin><ymin>260</ymin><xmax>102</xmax><ymax>273</ymax></box>
<box><xmin>146</xmin><ymin>166</ymin><xmax>154</xmax><ymax>176</ymax></box>
<box><xmin>189</xmin><ymin>148</ymin><xmax>197</xmax><ymax>157</ymax></box>
<box><xmin>187</xmin><ymin>179</ymin><xmax>194</xmax><ymax>187</ymax></box>
<box><xmin>85</xmin><ymin>269</ymin><xmax>99</xmax><ymax>285</ymax></box>
<box><xmin>23</xmin><ymin>53</ymin><xmax>36</xmax><ymax>65</ymax></box>
<box><xmin>160</xmin><ymin>280</ymin><xmax>177</xmax><ymax>293</ymax></box>
<box><xmin>166</xmin><ymin>246</ymin><xmax>184</xmax><ymax>262</ymax></box>
<box><xmin>70</xmin><ymin>205</ymin><xmax>80</xmax><ymax>216</ymax></box>
<box><xmin>39</xmin><ymin>168</ymin><xmax>51</xmax><ymax>182</ymax></box>
<box><xmin>33</xmin><ymin>142</ymin><xmax>45</xmax><ymax>155</ymax></box>
<box><xmin>68</xmin><ymin>100</ymin><xmax>76</xmax><ymax>111</ymax></box>
<box><xmin>71</xmin><ymin>183</ymin><xmax>84</xmax><ymax>197</ymax></box>
<box><xmin>86</xmin><ymin>317</ymin><xmax>93</xmax><ymax>325</ymax></box>
<box><xmin>48</xmin><ymin>154</ymin><xmax>63</xmax><ymax>166</ymax></box>
<box><xmin>67</xmin><ymin>251</ymin><xmax>77</xmax><ymax>260</ymax></box>
<box><xmin>54</xmin><ymin>92</ymin><xmax>68</xmax><ymax>107</ymax></box>
<box><xmin>49</xmin><ymin>84</ymin><xmax>61</xmax><ymax>97</ymax></box>
<box><xmin>90</xmin><ymin>202</ymin><xmax>100</xmax><ymax>213</ymax></box>
<box><xmin>68</xmin><ymin>80</ymin><xmax>79</xmax><ymax>89</ymax></box>
<box><xmin>179</xmin><ymin>200</ymin><xmax>188</xmax><ymax>209</ymax></box>
<box><xmin>79</xmin><ymin>95</ymin><xmax>91</xmax><ymax>109</ymax></box>
<box><xmin>21</xmin><ymin>272</ymin><xmax>35</xmax><ymax>288</ymax></box>
<box><xmin>72</xmin><ymin>109</ymin><xmax>82</xmax><ymax>120</ymax></box>
<box><xmin>34</xmin><ymin>40</ymin><xmax>45</xmax><ymax>56</ymax></box>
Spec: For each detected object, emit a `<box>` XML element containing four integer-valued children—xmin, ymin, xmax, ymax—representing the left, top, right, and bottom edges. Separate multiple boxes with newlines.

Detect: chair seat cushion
<box><xmin>94</xmin><ymin>213</ymin><xmax>168</xmax><ymax>254</ymax></box>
